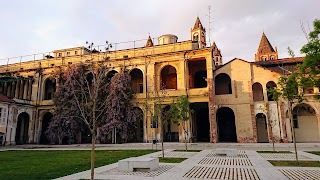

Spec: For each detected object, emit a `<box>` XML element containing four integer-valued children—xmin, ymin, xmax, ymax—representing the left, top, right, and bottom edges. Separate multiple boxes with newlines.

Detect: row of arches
<box><xmin>43</xmin><ymin>65</ymin><xmax>207</xmax><ymax>99</ymax></box>
<box><xmin>10</xmin><ymin>102</ymin><xmax>320</xmax><ymax>144</ymax></box>
<box><xmin>252</xmin><ymin>81</ymin><xmax>277</xmax><ymax>101</ymax></box>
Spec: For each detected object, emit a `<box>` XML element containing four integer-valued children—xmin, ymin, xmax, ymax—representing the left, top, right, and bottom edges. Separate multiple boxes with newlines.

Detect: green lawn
<box><xmin>308</xmin><ymin>152</ymin><xmax>320</xmax><ymax>156</ymax></box>
<box><xmin>257</xmin><ymin>151</ymin><xmax>292</xmax><ymax>153</ymax></box>
<box><xmin>0</xmin><ymin>150</ymin><xmax>156</xmax><ymax>180</ymax></box>
<box><xmin>159</xmin><ymin>157</ymin><xmax>187</xmax><ymax>163</ymax></box>
<box><xmin>174</xmin><ymin>149</ymin><xmax>202</xmax><ymax>152</ymax></box>
<box><xmin>269</xmin><ymin>160</ymin><xmax>320</xmax><ymax>167</ymax></box>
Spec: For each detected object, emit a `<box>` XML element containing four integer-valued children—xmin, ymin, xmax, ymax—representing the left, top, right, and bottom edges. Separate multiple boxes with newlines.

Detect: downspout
<box><xmin>33</xmin><ymin>65</ymin><xmax>42</xmax><ymax>144</ymax></box>
<box><xmin>145</xmin><ymin>55</ymin><xmax>148</xmax><ymax>143</ymax></box>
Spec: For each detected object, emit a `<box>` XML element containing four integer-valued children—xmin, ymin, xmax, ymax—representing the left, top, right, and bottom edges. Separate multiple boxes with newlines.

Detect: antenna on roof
<box><xmin>206</xmin><ymin>5</ymin><xmax>214</xmax><ymax>46</ymax></box>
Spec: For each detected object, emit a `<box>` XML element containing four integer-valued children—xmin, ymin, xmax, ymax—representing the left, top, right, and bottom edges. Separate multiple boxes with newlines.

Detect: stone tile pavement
<box><xmin>55</xmin><ymin>148</ymin><xmax>320</xmax><ymax>180</ymax></box>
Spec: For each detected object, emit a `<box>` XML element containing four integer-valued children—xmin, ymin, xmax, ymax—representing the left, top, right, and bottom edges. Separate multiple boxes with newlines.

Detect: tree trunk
<box><xmin>91</xmin><ymin>131</ymin><xmax>95</xmax><ymax>180</ymax></box>
<box><xmin>289</xmin><ymin>102</ymin><xmax>298</xmax><ymax>161</ymax></box>
<box><xmin>161</xmin><ymin>141</ymin><xmax>164</xmax><ymax>158</ymax></box>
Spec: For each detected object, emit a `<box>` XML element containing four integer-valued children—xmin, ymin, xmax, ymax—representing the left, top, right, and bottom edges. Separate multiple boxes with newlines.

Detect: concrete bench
<box><xmin>215</xmin><ymin>148</ymin><xmax>238</xmax><ymax>156</ymax></box>
<box><xmin>118</xmin><ymin>157</ymin><xmax>159</xmax><ymax>172</ymax></box>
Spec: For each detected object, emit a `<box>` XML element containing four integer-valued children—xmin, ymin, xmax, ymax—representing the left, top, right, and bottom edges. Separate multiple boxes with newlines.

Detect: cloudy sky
<box><xmin>0</xmin><ymin>0</ymin><xmax>318</xmax><ymax>65</ymax></box>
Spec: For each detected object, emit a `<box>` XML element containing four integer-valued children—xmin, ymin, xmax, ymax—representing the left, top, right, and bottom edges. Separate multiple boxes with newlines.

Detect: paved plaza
<box><xmin>1</xmin><ymin>143</ymin><xmax>320</xmax><ymax>180</ymax></box>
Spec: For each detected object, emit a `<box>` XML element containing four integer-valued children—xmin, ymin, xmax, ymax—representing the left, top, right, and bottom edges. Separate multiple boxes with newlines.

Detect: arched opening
<box><xmin>128</xmin><ymin>107</ymin><xmax>144</xmax><ymax>142</ymax></box>
<box><xmin>190</xmin><ymin>102</ymin><xmax>210</xmax><ymax>142</ymax></box>
<box><xmin>252</xmin><ymin>82</ymin><xmax>264</xmax><ymax>101</ymax></box>
<box><xmin>216</xmin><ymin>107</ymin><xmax>237</xmax><ymax>142</ymax></box>
<box><xmin>215</xmin><ymin>73</ymin><xmax>232</xmax><ymax>95</ymax></box>
<box><xmin>130</xmin><ymin>69</ymin><xmax>144</xmax><ymax>93</ymax></box>
<box><xmin>194</xmin><ymin>70</ymin><xmax>207</xmax><ymax>88</ymax></box>
<box><xmin>293</xmin><ymin>103</ymin><xmax>319</xmax><ymax>142</ymax></box>
<box><xmin>44</xmin><ymin>79</ymin><xmax>56</xmax><ymax>100</ymax></box>
<box><xmin>40</xmin><ymin>112</ymin><xmax>53</xmax><ymax>144</ymax></box>
<box><xmin>15</xmin><ymin>112</ymin><xmax>30</xmax><ymax>144</ymax></box>
<box><xmin>266</xmin><ymin>81</ymin><xmax>277</xmax><ymax>101</ymax></box>
<box><xmin>162</xmin><ymin>105</ymin><xmax>179</xmax><ymax>142</ymax></box>
<box><xmin>161</xmin><ymin>65</ymin><xmax>177</xmax><ymax>90</ymax></box>
<box><xmin>256</xmin><ymin>113</ymin><xmax>268</xmax><ymax>142</ymax></box>
<box><xmin>106</xmin><ymin>70</ymin><xmax>118</xmax><ymax>82</ymax></box>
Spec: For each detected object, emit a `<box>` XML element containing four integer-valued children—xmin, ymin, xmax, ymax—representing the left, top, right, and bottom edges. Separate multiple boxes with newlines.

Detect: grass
<box><xmin>0</xmin><ymin>150</ymin><xmax>156</xmax><ymax>180</ymax></box>
<box><xmin>159</xmin><ymin>157</ymin><xmax>187</xmax><ymax>163</ymax></box>
<box><xmin>257</xmin><ymin>151</ymin><xmax>292</xmax><ymax>153</ymax></box>
<box><xmin>308</xmin><ymin>152</ymin><xmax>320</xmax><ymax>156</ymax></box>
<box><xmin>269</xmin><ymin>160</ymin><xmax>320</xmax><ymax>167</ymax></box>
<box><xmin>174</xmin><ymin>149</ymin><xmax>202</xmax><ymax>152</ymax></box>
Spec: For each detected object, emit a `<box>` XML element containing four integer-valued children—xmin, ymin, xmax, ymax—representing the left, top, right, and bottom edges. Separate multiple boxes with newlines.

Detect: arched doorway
<box><xmin>15</xmin><ymin>112</ymin><xmax>30</xmax><ymax>144</ymax></box>
<box><xmin>194</xmin><ymin>70</ymin><xmax>207</xmax><ymax>88</ymax></box>
<box><xmin>256</xmin><ymin>113</ymin><xmax>268</xmax><ymax>142</ymax></box>
<box><xmin>162</xmin><ymin>105</ymin><xmax>179</xmax><ymax>142</ymax></box>
<box><xmin>216</xmin><ymin>107</ymin><xmax>237</xmax><ymax>142</ymax></box>
<box><xmin>161</xmin><ymin>65</ymin><xmax>177</xmax><ymax>90</ymax></box>
<box><xmin>40</xmin><ymin>112</ymin><xmax>53</xmax><ymax>144</ymax></box>
<box><xmin>215</xmin><ymin>73</ymin><xmax>232</xmax><ymax>95</ymax></box>
<box><xmin>44</xmin><ymin>79</ymin><xmax>56</xmax><ymax>100</ymax></box>
<box><xmin>252</xmin><ymin>82</ymin><xmax>264</xmax><ymax>101</ymax></box>
<box><xmin>128</xmin><ymin>107</ymin><xmax>144</xmax><ymax>142</ymax></box>
<box><xmin>293</xmin><ymin>104</ymin><xmax>320</xmax><ymax>142</ymax></box>
<box><xmin>190</xmin><ymin>102</ymin><xmax>210</xmax><ymax>142</ymax></box>
<box><xmin>130</xmin><ymin>69</ymin><xmax>143</xmax><ymax>94</ymax></box>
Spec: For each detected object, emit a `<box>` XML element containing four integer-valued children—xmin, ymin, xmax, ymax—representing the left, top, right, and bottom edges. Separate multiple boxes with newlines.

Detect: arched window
<box><xmin>106</xmin><ymin>70</ymin><xmax>118</xmax><ymax>82</ymax></box>
<box><xmin>252</xmin><ymin>83</ymin><xmax>264</xmax><ymax>101</ymax></box>
<box><xmin>44</xmin><ymin>79</ymin><xmax>56</xmax><ymax>100</ymax></box>
<box><xmin>266</xmin><ymin>81</ymin><xmax>277</xmax><ymax>101</ymax></box>
<box><xmin>215</xmin><ymin>73</ymin><xmax>232</xmax><ymax>95</ymax></box>
<box><xmin>130</xmin><ymin>69</ymin><xmax>143</xmax><ymax>93</ymax></box>
<box><xmin>161</xmin><ymin>65</ymin><xmax>177</xmax><ymax>90</ymax></box>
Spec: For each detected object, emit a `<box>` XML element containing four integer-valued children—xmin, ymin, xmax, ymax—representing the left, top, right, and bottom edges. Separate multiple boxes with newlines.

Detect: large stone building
<box><xmin>0</xmin><ymin>17</ymin><xmax>319</xmax><ymax>145</ymax></box>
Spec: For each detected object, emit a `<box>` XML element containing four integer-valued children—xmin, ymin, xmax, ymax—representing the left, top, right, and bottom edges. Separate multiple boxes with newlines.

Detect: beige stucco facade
<box><xmin>0</xmin><ymin>17</ymin><xmax>319</xmax><ymax>145</ymax></box>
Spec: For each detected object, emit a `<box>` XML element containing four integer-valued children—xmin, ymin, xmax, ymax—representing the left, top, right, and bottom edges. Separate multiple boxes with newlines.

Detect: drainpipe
<box><xmin>144</xmin><ymin>55</ymin><xmax>148</xmax><ymax>143</ymax></box>
<box><xmin>33</xmin><ymin>66</ymin><xmax>42</xmax><ymax>144</ymax></box>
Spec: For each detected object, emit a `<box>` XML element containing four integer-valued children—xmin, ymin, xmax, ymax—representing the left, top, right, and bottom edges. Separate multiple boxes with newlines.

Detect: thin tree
<box><xmin>47</xmin><ymin>42</ymin><xmax>112</xmax><ymax>180</ymax></box>
<box><xmin>168</xmin><ymin>95</ymin><xmax>193</xmax><ymax>151</ymax></box>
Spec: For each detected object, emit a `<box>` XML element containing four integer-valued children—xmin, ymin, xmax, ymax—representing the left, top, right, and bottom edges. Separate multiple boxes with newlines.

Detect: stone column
<box><xmin>7</xmin><ymin>82</ymin><xmax>11</xmax><ymax>98</ymax></box>
<box><xmin>0</xmin><ymin>82</ymin><xmax>3</xmax><ymax>93</ymax></box>
<box><xmin>15</xmin><ymin>80</ymin><xmax>20</xmax><ymax>99</ymax></box>
<box><xmin>27</xmin><ymin>79</ymin><xmax>33</xmax><ymax>100</ymax></box>
<box><xmin>23</xmin><ymin>80</ymin><xmax>28</xmax><ymax>100</ymax></box>
<box><xmin>19</xmin><ymin>80</ymin><xmax>25</xmax><ymax>99</ymax></box>
<box><xmin>11</xmin><ymin>81</ymin><xmax>16</xmax><ymax>99</ymax></box>
<box><xmin>3</xmin><ymin>82</ymin><xmax>8</xmax><ymax>96</ymax></box>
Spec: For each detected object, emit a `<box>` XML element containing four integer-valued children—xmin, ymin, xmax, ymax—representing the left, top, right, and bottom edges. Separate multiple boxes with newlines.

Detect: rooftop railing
<box><xmin>0</xmin><ymin>37</ymin><xmax>200</xmax><ymax>73</ymax></box>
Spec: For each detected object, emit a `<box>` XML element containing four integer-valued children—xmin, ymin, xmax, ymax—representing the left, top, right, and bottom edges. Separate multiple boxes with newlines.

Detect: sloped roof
<box><xmin>0</xmin><ymin>93</ymin><xmax>14</xmax><ymax>103</ymax></box>
<box><xmin>145</xmin><ymin>35</ymin><xmax>154</xmax><ymax>47</ymax></box>
<box><xmin>253</xmin><ymin>57</ymin><xmax>304</xmax><ymax>65</ymax></box>
<box><xmin>257</xmin><ymin>32</ymin><xmax>275</xmax><ymax>54</ymax></box>
<box><xmin>193</xmin><ymin>17</ymin><xmax>204</xmax><ymax>30</ymax></box>
<box><xmin>253</xmin><ymin>57</ymin><xmax>304</xmax><ymax>75</ymax></box>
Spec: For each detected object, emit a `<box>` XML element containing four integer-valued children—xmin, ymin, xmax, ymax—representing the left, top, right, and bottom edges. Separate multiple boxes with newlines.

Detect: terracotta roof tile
<box><xmin>145</xmin><ymin>35</ymin><xmax>154</xmax><ymax>47</ymax></box>
<box><xmin>193</xmin><ymin>17</ymin><xmax>204</xmax><ymax>30</ymax></box>
<box><xmin>0</xmin><ymin>93</ymin><xmax>14</xmax><ymax>103</ymax></box>
<box><xmin>253</xmin><ymin>57</ymin><xmax>304</xmax><ymax>65</ymax></box>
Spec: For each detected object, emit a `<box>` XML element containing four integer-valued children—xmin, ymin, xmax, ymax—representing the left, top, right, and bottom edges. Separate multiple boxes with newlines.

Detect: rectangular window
<box><xmin>75</xmin><ymin>51</ymin><xmax>77</xmax><ymax>55</ymax></box>
<box><xmin>58</xmin><ymin>53</ymin><xmax>62</xmax><ymax>57</ymax></box>
<box><xmin>138</xmin><ymin>83</ymin><xmax>143</xmax><ymax>93</ymax></box>
<box><xmin>66</xmin><ymin>52</ymin><xmax>70</xmax><ymax>56</ymax></box>
<box><xmin>0</xmin><ymin>108</ymin><xmax>7</xmax><ymax>123</ymax></box>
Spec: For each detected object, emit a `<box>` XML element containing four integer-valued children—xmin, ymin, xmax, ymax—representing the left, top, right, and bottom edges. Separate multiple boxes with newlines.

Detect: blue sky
<box><xmin>0</xmin><ymin>0</ymin><xmax>318</xmax><ymax>65</ymax></box>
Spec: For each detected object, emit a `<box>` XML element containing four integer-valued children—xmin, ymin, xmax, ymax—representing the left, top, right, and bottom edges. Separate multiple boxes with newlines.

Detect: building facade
<box><xmin>0</xmin><ymin>17</ymin><xmax>319</xmax><ymax>145</ymax></box>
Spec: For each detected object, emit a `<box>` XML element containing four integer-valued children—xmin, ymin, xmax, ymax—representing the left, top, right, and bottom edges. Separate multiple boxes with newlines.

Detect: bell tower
<box><xmin>191</xmin><ymin>17</ymin><xmax>206</xmax><ymax>48</ymax></box>
<box><xmin>255</xmin><ymin>32</ymin><xmax>278</xmax><ymax>62</ymax></box>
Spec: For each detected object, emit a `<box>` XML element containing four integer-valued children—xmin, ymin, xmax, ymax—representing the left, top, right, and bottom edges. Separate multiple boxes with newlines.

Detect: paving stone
<box><xmin>259</xmin><ymin>153</ymin><xmax>312</xmax><ymax>161</ymax></box>
<box><xmin>278</xmin><ymin>168</ymin><xmax>320</xmax><ymax>180</ymax></box>
<box><xmin>199</xmin><ymin>158</ymin><xmax>253</xmax><ymax>166</ymax></box>
<box><xmin>183</xmin><ymin>166</ymin><xmax>260</xmax><ymax>180</ymax></box>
